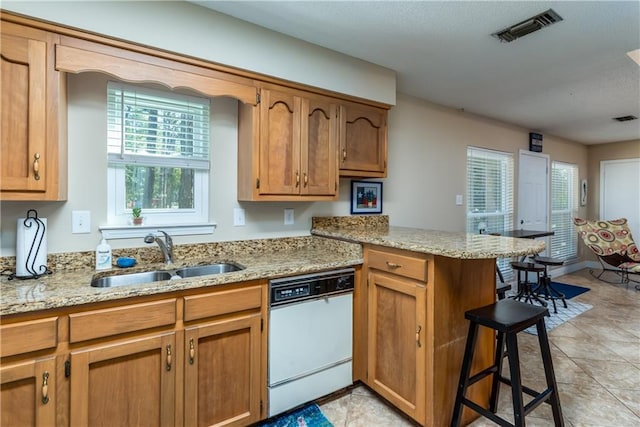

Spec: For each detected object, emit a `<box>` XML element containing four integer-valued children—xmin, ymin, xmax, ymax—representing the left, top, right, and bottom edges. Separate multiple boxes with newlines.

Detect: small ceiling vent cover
<box><xmin>492</xmin><ymin>9</ymin><xmax>563</xmax><ymax>43</ymax></box>
<box><xmin>613</xmin><ymin>115</ymin><xmax>638</xmax><ymax>122</ymax></box>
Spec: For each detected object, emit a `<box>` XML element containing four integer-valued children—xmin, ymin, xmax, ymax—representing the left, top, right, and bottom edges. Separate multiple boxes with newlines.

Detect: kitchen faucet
<box><xmin>144</xmin><ymin>230</ymin><xmax>174</xmax><ymax>264</ymax></box>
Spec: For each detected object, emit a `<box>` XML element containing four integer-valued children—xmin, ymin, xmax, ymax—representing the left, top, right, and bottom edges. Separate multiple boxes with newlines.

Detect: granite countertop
<box><xmin>0</xmin><ymin>236</ymin><xmax>362</xmax><ymax>316</ymax></box>
<box><xmin>1</xmin><ymin>216</ymin><xmax>547</xmax><ymax>316</ymax></box>
<box><xmin>311</xmin><ymin>216</ymin><xmax>546</xmax><ymax>259</ymax></box>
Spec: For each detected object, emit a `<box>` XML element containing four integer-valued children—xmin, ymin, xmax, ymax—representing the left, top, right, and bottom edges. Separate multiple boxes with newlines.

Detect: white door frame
<box><xmin>600</xmin><ymin>158</ymin><xmax>640</xmax><ymax>239</ymax></box>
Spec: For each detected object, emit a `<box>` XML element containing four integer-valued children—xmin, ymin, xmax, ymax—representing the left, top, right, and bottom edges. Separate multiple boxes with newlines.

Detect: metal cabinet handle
<box><xmin>416</xmin><ymin>325</ymin><xmax>422</xmax><ymax>348</ymax></box>
<box><xmin>166</xmin><ymin>345</ymin><xmax>172</xmax><ymax>371</ymax></box>
<box><xmin>342</xmin><ymin>149</ymin><xmax>347</xmax><ymax>162</ymax></box>
<box><xmin>295</xmin><ymin>171</ymin><xmax>300</xmax><ymax>187</ymax></box>
<box><xmin>41</xmin><ymin>371</ymin><xmax>49</xmax><ymax>404</ymax></box>
<box><xmin>189</xmin><ymin>338</ymin><xmax>195</xmax><ymax>365</ymax></box>
<box><xmin>303</xmin><ymin>173</ymin><xmax>308</xmax><ymax>187</ymax></box>
<box><xmin>386</xmin><ymin>261</ymin><xmax>401</xmax><ymax>269</ymax></box>
<box><xmin>33</xmin><ymin>153</ymin><xmax>41</xmax><ymax>181</ymax></box>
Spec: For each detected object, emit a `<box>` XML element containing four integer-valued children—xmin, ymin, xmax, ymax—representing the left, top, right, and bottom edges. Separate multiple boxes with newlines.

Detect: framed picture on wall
<box><xmin>581</xmin><ymin>179</ymin><xmax>588</xmax><ymax>206</ymax></box>
<box><xmin>350</xmin><ymin>181</ymin><xmax>383</xmax><ymax>214</ymax></box>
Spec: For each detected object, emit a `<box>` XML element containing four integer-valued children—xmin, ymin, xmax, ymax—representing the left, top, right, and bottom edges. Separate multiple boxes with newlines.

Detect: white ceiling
<box><xmin>192</xmin><ymin>1</ymin><xmax>640</xmax><ymax>145</ymax></box>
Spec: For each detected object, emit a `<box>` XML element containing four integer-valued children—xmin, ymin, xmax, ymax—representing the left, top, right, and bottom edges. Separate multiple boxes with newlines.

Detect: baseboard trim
<box><xmin>549</xmin><ymin>261</ymin><xmax>596</xmax><ymax>278</ymax></box>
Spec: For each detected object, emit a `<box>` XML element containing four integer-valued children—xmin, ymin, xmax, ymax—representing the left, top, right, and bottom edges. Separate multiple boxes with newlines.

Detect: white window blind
<box><xmin>106</xmin><ymin>82</ymin><xmax>210</xmax><ymax>226</ymax></box>
<box><xmin>551</xmin><ymin>162</ymin><xmax>579</xmax><ymax>261</ymax></box>
<box><xmin>107</xmin><ymin>82</ymin><xmax>210</xmax><ymax>169</ymax></box>
<box><xmin>467</xmin><ymin>147</ymin><xmax>515</xmax><ymax>281</ymax></box>
<box><xmin>466</xmin><ymin>147</ymin><xmax>514</xmax><ymax>234</ymax></box>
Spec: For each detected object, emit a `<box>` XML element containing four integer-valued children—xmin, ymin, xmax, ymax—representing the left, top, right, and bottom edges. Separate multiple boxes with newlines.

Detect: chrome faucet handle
<box><xmin>158</xmin><ymin>230</ymin><xmax>173</xmax><ymax>251</ymax></box>
<box><xmin>157</xmin><ymin>230</ymin><xmax>174</xmax><ymax>263</ymax></box>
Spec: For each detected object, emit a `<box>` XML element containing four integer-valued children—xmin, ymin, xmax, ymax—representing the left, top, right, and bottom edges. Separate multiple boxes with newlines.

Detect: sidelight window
<box><xmin>466</xmin><ymin>146</ymin><xmax>515</xmax><ymax>279</ymax></box>
<box><xmin>550</xmin><ymin>162</ymin><xmax>579</xmax><ymax>261</ymax></box>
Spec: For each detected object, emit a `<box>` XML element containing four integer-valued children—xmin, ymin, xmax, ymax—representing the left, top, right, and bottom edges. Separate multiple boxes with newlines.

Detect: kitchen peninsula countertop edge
<box><xmin>311</xmin><ymin>225</ymin><xmax>546</xmax><ymax>259</ymax></box>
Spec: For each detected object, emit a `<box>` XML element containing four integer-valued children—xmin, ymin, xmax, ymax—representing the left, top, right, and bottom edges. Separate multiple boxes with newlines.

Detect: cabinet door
<box><xmin>367</xmin><ymin>270</ymin><xmax>426</xmax><ymax>424</ymax></box>
<box><xmin>70</xmin><ymin>332</ymin><xmax>176</xmax><ymax>427</ymax></box>
<box><xmin>184</xmin><ymin>312</ymin><xmax>262</xmax><ymax>427</ymax></box>
<box><xmin>1</xmin><ymin>31</ymin><xmax>47</xmax><ymax>193</ymax></box>
<box><xmin>1</xmin><ymin>357</ymin><xmax>56</xmax><ymax>427</ymax></box>
<box><xmin>301</xmin><ymin>97</ymin><xmax>338</xmax><ymax>196</ymax></box>
<box><xmin>259</xmin><ymin>88</ymin><xmax>301</xmax><ymax>195</ymax></box>
<box><xmin>340</xmin><ymin>104</ymin><xmax>387</xmax><ymax>177</ymax></box>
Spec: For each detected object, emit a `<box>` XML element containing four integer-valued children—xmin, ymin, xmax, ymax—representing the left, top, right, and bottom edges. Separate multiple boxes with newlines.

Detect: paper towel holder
<box><xmin>10</xmin><ymin>209</ymin><xmax>52</xmax><ymax>280</ymax></box>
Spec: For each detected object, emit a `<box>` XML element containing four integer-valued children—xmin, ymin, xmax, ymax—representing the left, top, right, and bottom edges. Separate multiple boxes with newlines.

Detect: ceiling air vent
<box><xmin>492</xmin><ymin>9</ymin><xmax>563</xmax><ymax>43</ymax></box>
<box><xmin>613</xmin><ymin>115</ymin><xmax>638</xmax><ymax>122</ymax></box>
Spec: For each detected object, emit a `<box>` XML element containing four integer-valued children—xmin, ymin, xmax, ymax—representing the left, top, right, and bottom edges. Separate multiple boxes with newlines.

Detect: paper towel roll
<box><xmin>16</xmin><ymin>217</ymin><xmax>48</xmax><ymax>278</ymax></box>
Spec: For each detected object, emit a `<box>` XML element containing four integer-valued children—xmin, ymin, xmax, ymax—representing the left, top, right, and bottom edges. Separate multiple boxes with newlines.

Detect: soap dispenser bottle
<box><xmin>95</xmin><ymin>237</ymin><xmax>112</xmax><ymax>270</ymax></box>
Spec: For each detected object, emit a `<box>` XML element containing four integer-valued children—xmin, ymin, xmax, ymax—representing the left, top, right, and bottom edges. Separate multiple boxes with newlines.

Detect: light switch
<box><xmin>72</xmin><ymin>210</ymin><xmax>91</xmax><ymax>234</ymax></box>
<box><xmin>284</xmin><ymin>208</ymin><xmax>294</xmax><ymax>225</ymax></box>
<box><xmin>455</xmin><ymin>194</ymin><xmax>464</xmax><ymax>205</ymax></box>
<box><xmin>233</xmin><ymin>208</ymin><xmax>245</xmax><ymax>226</ymax></box>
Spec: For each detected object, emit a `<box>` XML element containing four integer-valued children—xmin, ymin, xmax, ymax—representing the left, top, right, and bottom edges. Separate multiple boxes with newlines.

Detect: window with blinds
<box><xmin>467</xmin><ymin>147</ymin><xmax>515</xmax><ymax>280</ymax></box>
<box><xmin>551</xmin><ymin>162</ymin><xmax>579</xmax><ymax>261</ymax></box>
<box><xmin>107</xmin><ymin>82</ymin><xmax>210</xmax><ymax>225</ymax></box>
<box><xmin>466</xmin><ymin>147</ymin><xmax>514</xmax><ymax>234</ymax></box>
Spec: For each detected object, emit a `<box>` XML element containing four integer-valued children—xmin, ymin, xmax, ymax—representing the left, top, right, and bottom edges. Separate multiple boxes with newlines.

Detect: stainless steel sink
<box><xmin>91</xmin><ymin>270</ymin><xmax>174</xmax><ymax>288</ymax></box>
<box><xmin>174</xmin><ymin>262</ymin><xmax>245</xmax><ymax>278</ymax></box>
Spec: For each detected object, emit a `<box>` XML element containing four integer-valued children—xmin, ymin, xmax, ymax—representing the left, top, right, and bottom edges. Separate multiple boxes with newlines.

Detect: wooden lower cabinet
<box><xmin>69</xmin><ymin>332</ymin><xmax>176</xmax><ymax>426</ymax></box>
<box><xmin>184</xmin><ymin>312</ymin><xmax>262</xmax><ymax>427</ymax></box>
<box><xmin>362</xmin><ymin>245</ymin><xmax>496</xmax><ymax>427</ymax></box>
<box><xmin>1</xmin><ymin>356</ymin><xmax>57</xmax><ymax>427</ymax></box>
<box><xmin>367</xmin><ymin>270</ymin><xmax>426</xmax><ymax>424</ymax></box>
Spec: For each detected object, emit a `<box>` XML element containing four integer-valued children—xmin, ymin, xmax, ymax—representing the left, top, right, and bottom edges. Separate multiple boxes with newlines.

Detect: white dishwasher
<box><xmin>268</xmin><ymin>268</ymin><xmax>354</xmax><ymax>417</ymax></box>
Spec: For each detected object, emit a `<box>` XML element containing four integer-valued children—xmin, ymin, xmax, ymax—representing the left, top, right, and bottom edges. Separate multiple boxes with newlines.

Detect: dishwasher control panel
<box><xmin>272</xmin><ymin>284</ymin><xmax>311</xmax><ymax>303</ymax></box>
<box><xmin>269</xmin><ymin>268</ymin><xmax>355</xmax><ymax>307</ymax></box>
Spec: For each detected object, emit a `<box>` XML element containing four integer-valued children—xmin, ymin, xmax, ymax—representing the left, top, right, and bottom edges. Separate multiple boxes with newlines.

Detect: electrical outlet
<box><xmin>72</xmin><ymin>210</ymin><xmax>91</xmax><ymax>234</ymax></box>
<box><xmin>233</xmin><ymin>208</ymin><xmax>245</xmax><ymax>226</ymax></box>
<box><xmin>284</xmin><ymin>208</ymin><xmax>294</xmax><ymax>225</ymax></box>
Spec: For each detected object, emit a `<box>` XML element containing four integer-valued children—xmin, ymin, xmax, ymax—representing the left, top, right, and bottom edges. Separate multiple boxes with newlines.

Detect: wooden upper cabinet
<box><xmin>259</xmin><ymin>88</ymin><xmax>302</xmax><ymax>195</ymax></box>
<box><xmin>303</xmin><ymin>97</ymin><xmax>338</xmax><ymax>196</ymax></box>
<box><xmin>1</xmin><ymin>21</ymin><xmax>67</xmax><ymax>200</ymax></box>
<box><xmin>238</xmin><ymin>86</ymin><xmax>339</xmax><ymax>201</ymax></box>
<box><xmin>339</xmin><ymin>103</ymin><xmax>388</xmax><ymax>177</ymax></box>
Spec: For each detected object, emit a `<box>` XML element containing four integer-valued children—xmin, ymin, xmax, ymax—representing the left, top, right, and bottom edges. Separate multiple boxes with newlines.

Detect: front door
<box><xmin>518</xmin><ymin>150</ymin><xmax>550</xmax><ymax>254</ymax></box>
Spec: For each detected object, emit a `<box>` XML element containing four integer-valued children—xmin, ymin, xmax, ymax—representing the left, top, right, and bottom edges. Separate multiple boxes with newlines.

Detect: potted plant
<box><xmin>132</xmin><ymin>207</ymin><xmax>143</xmax><ymax>225</ymax></box>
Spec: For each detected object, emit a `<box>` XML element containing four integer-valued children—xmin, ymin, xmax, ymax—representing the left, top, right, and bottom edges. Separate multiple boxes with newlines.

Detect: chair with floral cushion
<box><xmin>573</xmin><ymin>217</ymin><xmax>640</xmax><ymax>289</ymax></box>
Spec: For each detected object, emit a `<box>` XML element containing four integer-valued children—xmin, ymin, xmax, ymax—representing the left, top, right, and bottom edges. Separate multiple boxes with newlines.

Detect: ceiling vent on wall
<box><xmin>613</xmin><ymin>115</ymin><xmax>638</xmax><ymax>122</ymax></box>
<box><xmin>492</xmin><ymin>9</ymin><xmax>563</xmax><ymax>43</ymax></box>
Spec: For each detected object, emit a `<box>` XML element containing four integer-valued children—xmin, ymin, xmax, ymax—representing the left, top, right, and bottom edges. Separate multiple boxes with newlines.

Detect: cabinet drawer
<box><xmin>184</xmin><ymin>285</ymin><xmax>262</xmax><ymax>322</ymax></box>
<box><xmin>69</xmin><ymin>299</ymin><xmax>176</xmax><ymax>343</ymax></box>
<box><xmin>367</xmin><ymin>249</ymin><xmax>428</xmax><ymax>282</ymax></box>
<box><xmin>0</xmin><ymin>317</ymin><xmax>58</xmax><ymax>357</ymax></box>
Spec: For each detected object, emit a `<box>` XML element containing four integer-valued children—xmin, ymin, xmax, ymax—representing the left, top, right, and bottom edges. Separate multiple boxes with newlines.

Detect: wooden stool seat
<box><xmin>450</xmin><ymin>299</ymin><xmax>564</xmax><ymax>427</ymax></box>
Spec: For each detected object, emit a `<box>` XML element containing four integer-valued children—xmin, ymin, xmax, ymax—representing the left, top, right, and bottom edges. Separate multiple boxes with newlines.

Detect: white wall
<box><xmin>384</xmin><ymin>94</ymin><xmax>589</xmax><ymax>232</ymax></box>
<box><xmin>0</xmin><ymin>72</ymin><xmax>348</xmax><ymax>254</ymax></box>
<box><xmin>2</xmin><ymin>0</ymin><xmax>396</xmax><ymax>105</ymax></box>
<box><xmin>0</xmin><ymin>2</ymin><xmax>590</xmax><ymax>257</ymax></box>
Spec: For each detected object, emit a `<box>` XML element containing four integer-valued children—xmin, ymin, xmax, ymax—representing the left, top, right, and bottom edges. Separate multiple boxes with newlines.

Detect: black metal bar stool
<box><xmin>531</xmin><ymin>256</ymin><xmax>567</xmax><ymax>313</ymax></box>
<box><xmin>510</xmin><ymin>262</ymin><xmax>547</xmax><ymax>307</ymax></box>
<box><xmin>450</xmin><ymin>299</ymin><xmax>564</xmax><ymax>427</ymax></box>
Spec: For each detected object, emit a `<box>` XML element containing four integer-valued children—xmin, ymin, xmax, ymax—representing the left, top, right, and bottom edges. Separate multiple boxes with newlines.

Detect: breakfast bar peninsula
<box><xmin>311</xmin><ymin>216</ymin><xmax>545</xmax><ymax>427</ymax></box>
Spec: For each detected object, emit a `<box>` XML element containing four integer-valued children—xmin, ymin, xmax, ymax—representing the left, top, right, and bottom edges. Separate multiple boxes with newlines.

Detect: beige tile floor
<box><xmin>320</xmin><ymin>268</ymin><xmax>640</xmax><ymax>426</ymax></box>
